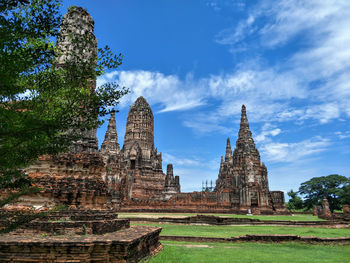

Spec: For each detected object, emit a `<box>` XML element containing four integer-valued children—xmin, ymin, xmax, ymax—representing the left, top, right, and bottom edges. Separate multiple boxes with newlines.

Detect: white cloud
<box><xmin>302</xmin><ymin>104</ymin><xmax>340</xmax><ymax>124</ymax></box>
<box><xmin>259</xmin><ymin>1</ymin><xmax>344</xmax><ymax>48</ymax></box>
<box><xmin>163</xmin><ymin>153</ymin><xmax>202</xmax><ymax>167</ymax></box>
<box><xmin>98</xmin><ymin>70</ymin><xmax>205</xmax><ymax>113</ymax></box>
<box><xmin>255</xmin><ymin>123</ymin><xmax>281</xmax><ymax>143</ymax></box>
<box><xmin>206</xmin><ymin>67</ymin><xmax>306</xmax><ymax>121</ymax></box>
<box><xmin>215</xmin><ymin>14</ymin><xmax>256</xmax><ymax>46</ymax></box>
<box><xmin>99</xmin><ymin>67</ymin><xmax>307</xmax><ymax>134</ymax></box>
<box><xmin>260</xmin><ymin>136</ymin><xmax>330</xmax><ymax>163</ymax></box>
<box><xmin>335</xmin><ymin>131</ymin><xmax>350</xmax><ymax>139</ymax></box>
<box><xmin>182</xmin><ymin>112</ymin><xmax>231</xmax><ymax>135</ymax></box>
<box><xmin>213</xmin><ymin>0</ymin><xmax>350</xmax><ymax>125</ymax></box>
<box><xmin>99</xmin><ymin>64</ymin><xmax>346</xmax><ymax>134</ymax></box>
<box><xmin>97</xmin><ymin>1</ymin><xmax>350</xmax><ymax>135</ymax></box>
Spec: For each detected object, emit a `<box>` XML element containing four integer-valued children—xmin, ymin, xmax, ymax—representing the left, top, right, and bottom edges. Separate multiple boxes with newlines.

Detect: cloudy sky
<box><xmin>62</xmin><ymin>0</ymin><xmax>350</xmax><ymax>195</ymax></box>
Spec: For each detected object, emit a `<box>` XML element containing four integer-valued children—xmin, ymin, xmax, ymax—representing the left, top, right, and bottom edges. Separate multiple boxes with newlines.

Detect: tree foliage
<box><xmin>298</xmin><ymin>174</ymin><xmax>350</xmax><ymax>212</ymax></box>
<box><xmin>0</xmin><ymin>0</ymin><xmax>128</xmax><ymax>188</ymax></box>
<box><xmin>286</xmin><ymin>190</ymin><xmax>303</xmax><ymax>211</ymax></box>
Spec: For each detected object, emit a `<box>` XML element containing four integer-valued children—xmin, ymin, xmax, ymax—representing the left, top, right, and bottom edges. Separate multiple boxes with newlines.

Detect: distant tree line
<box><xmin>287</xmin><ymin>174</ymin><xmax>350</xmax><ymax>212</ymax></box>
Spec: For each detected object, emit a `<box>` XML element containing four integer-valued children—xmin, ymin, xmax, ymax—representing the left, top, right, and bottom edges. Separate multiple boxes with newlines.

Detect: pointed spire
<box><xmin>101</xmin><ymin>111</ymin><xmax>120</xmax><ymax>155</ymax></box>
<box><xmin>235</xmin><ymin>104</ymin><xmax>259</xmax><ymax>158</ymax></box>
<box><xmin>225</xmin><ymin>138</ymin><xmax>232</xmax><ymax>161</ymax></box>
<box><xmin>238</xmin><ymin>104</ymin><xmax>252</xmax><ymax>140</ymax></box>
<box><xmin>240</xmin><ymin>105</ymin><xmax>249</xmax><ymax>130</ymax></box>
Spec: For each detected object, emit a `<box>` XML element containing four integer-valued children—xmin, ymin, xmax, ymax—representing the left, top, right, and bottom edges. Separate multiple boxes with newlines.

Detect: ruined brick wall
<box><xmin>269</xmin><ymin>191</ymin><xmax>286</xmax><ymax>212</ymax></box>
<box><xmin>120</xmin><ymin>191</ymin><xmax>279</xmax><ymax>214</ymax></box>
<box><xmin>23</xmin><ymin>153</ymin><xmax>110</xmax><ymax>210</ymax></box>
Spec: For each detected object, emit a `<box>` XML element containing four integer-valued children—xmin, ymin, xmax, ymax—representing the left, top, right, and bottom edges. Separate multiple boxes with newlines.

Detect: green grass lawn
<box><xmin>118</xmin><ymin>213</ymin><xmax>324</xmax><ymax>221</ymax></box>
<box><xmin>142</xmin><ymin>241</ymin><xmax>350</xmax><ymax>263</ymax></box>
<box><xmin>133</xmin><ymin>223</ymin><xmax>350</xmax><ymax>238</ymax></box>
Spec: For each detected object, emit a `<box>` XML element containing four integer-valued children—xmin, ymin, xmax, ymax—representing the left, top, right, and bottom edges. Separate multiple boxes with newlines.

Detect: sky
<box><xmin>61</xmin><ymin>0</ymin><xmax>350</xmax><ymax>196</ymax></box>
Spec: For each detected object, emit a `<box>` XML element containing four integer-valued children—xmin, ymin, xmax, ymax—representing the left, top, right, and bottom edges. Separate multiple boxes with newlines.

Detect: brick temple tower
<box><xmin>56</xmin><ymin>6</ymin><xmax>97</xmax><ymax>67</ymax></box>
<box><xmin>122</xmin><ymin>96</ymin><xmax>161</xmax><ymax>171</ymax></box>
<box><xmin>215</xmin><ymin>105</ymin><xmax>270</xmax><ymax>210</ymax></box>
<box><xmin>57</xmin><ymin>6</ymin><xmax>99</xmax><ymax>153</ymax></box>
<box><xmin>100</xmin><ymin>96</ymin><xmax>180</xmax><ymax>201</ymax></box>
<box><xmin>23</xmin><ymin>7</ymin><xmax>110</xmax><ymax>210</ymax></box>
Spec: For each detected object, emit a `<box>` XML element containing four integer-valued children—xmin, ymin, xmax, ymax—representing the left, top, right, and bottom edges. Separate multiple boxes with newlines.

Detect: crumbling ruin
<box><xmin>101</xmin><ymin>99</ymin><xmax>285</xmax><ymax>214</ymax></box>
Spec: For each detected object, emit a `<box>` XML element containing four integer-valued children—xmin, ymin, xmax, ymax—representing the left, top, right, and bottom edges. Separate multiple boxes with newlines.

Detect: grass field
<box><xmin>133</xmin><ymin>223</ymin><xmax>350</xmax><ymax>238</ymax></box>
<box><xmin>118</xmin><ymin>213</ymin><xmax>324</xmax><ymax>221</ymax></box>
<box><xmin>142</xmin><ymin>241</ymin><xmax>350</xmax><ymax>263</ymax></box>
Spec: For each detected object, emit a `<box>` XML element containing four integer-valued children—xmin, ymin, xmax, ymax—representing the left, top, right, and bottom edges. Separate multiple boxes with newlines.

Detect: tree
<box><xmin>299</xmin><ymin>174</ymin><xmax>350</xmax><ymax>212</ymax></box>
<box><xmin>0</xmin><ymin>0</ymin><xmax>128</xmax><ymax>188</ymax></box>
<box><xmin>340</xmin><ymin>185</ymin><xmax>350</xmax><ymax>206</ymax></box>
<box><xmin>286</xmin><ymin>190</ymin><xmax>303</xmax><ymax>211</ymax></box>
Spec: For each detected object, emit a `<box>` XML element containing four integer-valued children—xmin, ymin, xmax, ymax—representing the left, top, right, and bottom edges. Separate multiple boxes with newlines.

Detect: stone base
<box><xmin>0</xmin><ymin>226</ymin><xmax>162</xmax><ymax>263</ymax></box>
<box><xmin>16</xmin><ymin>218</ymin><xmax>130</xmax><ymax>235</ymax></box>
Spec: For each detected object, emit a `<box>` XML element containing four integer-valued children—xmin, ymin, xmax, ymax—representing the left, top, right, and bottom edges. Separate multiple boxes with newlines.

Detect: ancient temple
<box><xmin>101</xmin><ymin>101</ymin><xmax>285</xmax><ymax>214</ymax></box>
<box><xmin>215</xmin><ymin>105</ymin><xmax>271</xmax><ymax>211</ymax></box>
<box><xmin>100</xmin><ymin>96</ymin><xmax>180</xmax><ymax>202</ymax></box>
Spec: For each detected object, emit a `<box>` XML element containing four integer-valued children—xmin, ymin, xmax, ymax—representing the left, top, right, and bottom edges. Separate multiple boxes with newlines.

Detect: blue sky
<box><xmin>61</xmin><ymin>0</ymin><xmax>350</xmax><ymax>195</ymax></box>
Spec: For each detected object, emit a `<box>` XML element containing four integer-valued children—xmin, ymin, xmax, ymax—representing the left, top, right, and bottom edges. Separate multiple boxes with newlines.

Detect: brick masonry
<box><xmin>0</xmin><ymin>226</ymin><xmax>162</xmax><ymax>263</ymax></box>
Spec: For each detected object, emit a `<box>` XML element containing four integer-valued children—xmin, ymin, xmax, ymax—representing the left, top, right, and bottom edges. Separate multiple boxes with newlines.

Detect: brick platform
<box><xmin>0</xmin><ymin>226</ymin><xmax>162</xmax><ymax>263</ymax></box>
<box><xmin>17</xmin><ymin>218</ymin><xmax>130</xmax><ymax>235</ymax></box>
